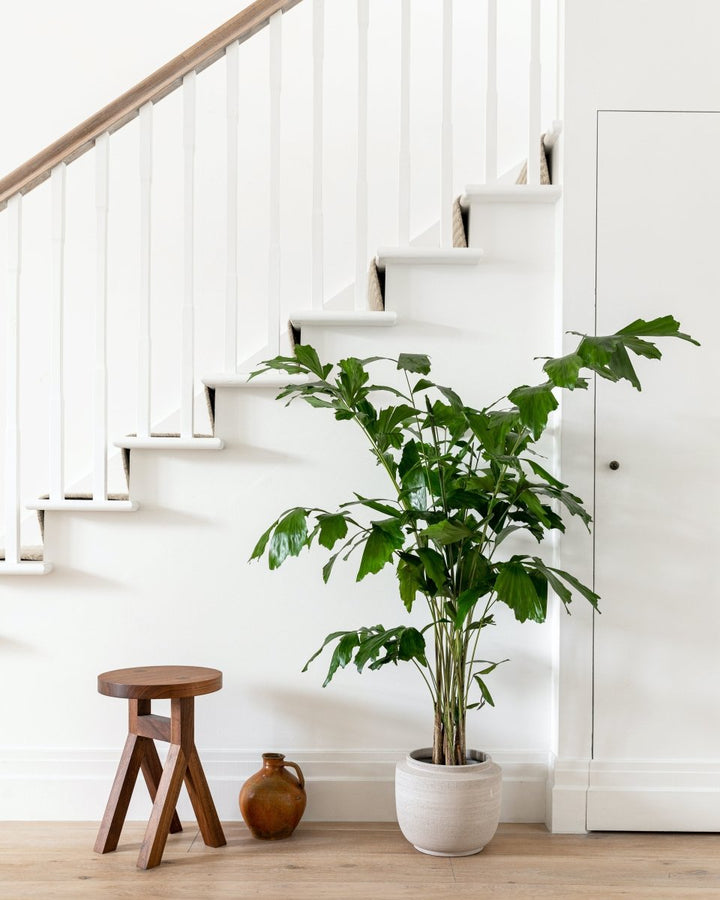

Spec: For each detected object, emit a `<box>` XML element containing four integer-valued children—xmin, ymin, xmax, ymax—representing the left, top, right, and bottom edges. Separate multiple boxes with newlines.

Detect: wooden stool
<box><xmin>94</xmin><ymin>665</ymin><xmax>227</xmax><ymax>869</ymax></box>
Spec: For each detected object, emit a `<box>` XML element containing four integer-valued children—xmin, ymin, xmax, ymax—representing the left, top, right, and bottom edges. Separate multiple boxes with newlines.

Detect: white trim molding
<box><xmin>587</xmin><ymin>758</ymin><xmax>720</xmax><ymax>832</ymax></box>
<box><xmin>0</xmin><ymin>747</ymin><xmax>549</xmax><ymax>823</ymax></box>
<box><xmin>547</xmin><ymin>753</ymin><xmax>590</xmax><ymax>833</ymax></box>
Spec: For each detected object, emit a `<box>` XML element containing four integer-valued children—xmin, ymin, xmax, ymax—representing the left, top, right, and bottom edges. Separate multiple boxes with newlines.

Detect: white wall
<box><xmin>551</xmin><ymin>0</ymin><xmax>720</xmax><ymax>832</ymax></box>
<box><xmin>0</xmin><ymin>200</ymin><xmax>560</xmax><ymax>823</ymax></box>
<box><xmin>0</xmin><ymin>0</ymin><xmax>561</xmax><ymax>822</ymax></box>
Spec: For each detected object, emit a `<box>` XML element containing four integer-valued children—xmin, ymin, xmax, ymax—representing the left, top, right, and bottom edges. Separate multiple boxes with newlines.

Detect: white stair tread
<box><xmin>203</xmin><ymin>372</ymin><xmax>312</xmax><ymax>389</ymax></box>
<box><xmin>27</xmin><ymin>496</ymin><xmax>138</xmax><ymax>512</ymax></box>
<box><xmin>461</xmin><ymin>185</ymin><xmax>562</xmax><ymax>206</ymax></box>
<box><xmin>375</xmin><ymin>247</ymin><xmax>484</xmax><ymax>268</ymax></box>
<box><xmin>289</xmin><ymin>310</ymin><xmax>397</xmax><ymax>328</ymax></box>
<box><xmin>0</xmin><ymin>548</ymin><xmax>52</xmax><ymax>575</ymax></box>
<box><xmin>0</xmin><ymin>560</ymin><xmax>53</xmax><ymax>575</ymax></box>
<box><xmin>114</xmin><ymin>434</ymin><xmax>224</xmax><ymax>450</ymax></box>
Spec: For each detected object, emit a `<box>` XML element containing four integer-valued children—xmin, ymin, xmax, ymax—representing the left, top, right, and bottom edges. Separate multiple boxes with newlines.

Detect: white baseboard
<box><xmin>547</xmin><ymin>754</ymin><xmax>590</xmax><ymax>833</ymax></box>
<box><xmin>0</xmin><ymin>747</ymin><xmax>548</xmax><ymax>823</ymax></box>
<box><xmin>587</xmin><ymin>758</ymin><xmax>720</xmax><ymax>831</ymax></box>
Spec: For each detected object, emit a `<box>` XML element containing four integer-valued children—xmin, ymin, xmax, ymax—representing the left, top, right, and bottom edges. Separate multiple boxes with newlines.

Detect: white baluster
<box><xmin>528</xmin><ymin>0</ymin><xmax>542</xmax><ymax>186</ymax></box>
<box><xmin>4</xmin><ymin>195</ymin><xmax>22</xmax><ymax>564</ymax></box>
<box><xmin>398</xmin><ymin>0</ymin><xmax>411</xmax><ymax>245</ymax></box>
<box><xmin>441</xmin><ymin>0</ymin><xmax>453</xmax><ymax>247</ymax></box>
<box><xmin>555</xmin><ymin>0</ymin><xmax>562</xmax><ymax>123</ymax></box>
<box><xmin>226</xmin><ymin>42</ymin><xmax>239</xmax><ymax>373</ymax></box>
<box><xmin>312</xmin><ymin>0</ymin><xmax>325</xmax><ymax>309</ymax></box>
<box><xmin>138</xmin><ymin>102</ymin><xmax>153</xmax><ymax>438</ymax></box>
<box><xmin>182</xmin><ymin>71</ymin><xmax>196</xmax><ymax>439</ymax></box>
<box><xmin>485</xmin><ymin>0</ymin><xmax>498</xmax><ymax>184</ymax></box>
<box><xmin>440</xmin><ymin>0</ymin><xmax>453</xmax><ymax>247</ymax></box>
<box><xmin>268</xmin><ymin>11</ymin><xmax>282</xmax><ymax>353</ymax></box>
<box><xmin>94</xmin><ymin>134</ymin><xmax>109</xmax><ymax>501</ymax></box>
<box><xmin>50</xmin><ymin>164</ymin><xmax>66</xmax><ymax>502</ymax></box>
<box><xmin>355</xmin><ymin>0</ymin><xmax>369</xmax><ymax>309</ymax></box>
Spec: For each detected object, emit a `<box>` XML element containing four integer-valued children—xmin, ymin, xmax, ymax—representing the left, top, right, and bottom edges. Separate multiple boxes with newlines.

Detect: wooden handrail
<box><xmin>0</xmin><ymin>0</ymin><xmax>303</xmax><ymax>210</ymax></box>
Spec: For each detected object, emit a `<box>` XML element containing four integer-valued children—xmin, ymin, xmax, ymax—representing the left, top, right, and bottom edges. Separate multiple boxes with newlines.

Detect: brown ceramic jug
<box><xmin>239</xmin><ymin>752</ymin><xmax>307</xmax><ymax>840</ymax></box>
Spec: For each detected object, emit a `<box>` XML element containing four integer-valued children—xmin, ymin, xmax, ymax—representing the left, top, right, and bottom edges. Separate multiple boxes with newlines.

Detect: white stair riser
<box><xmin>293</xmin><ymin>259</ymin><xmax>557</xmax><ymax>410</ymax></box>
<box><xmin>464</xmin><ymin>198</ymin><xmax>559</xmax><ymax>264</ymax></box>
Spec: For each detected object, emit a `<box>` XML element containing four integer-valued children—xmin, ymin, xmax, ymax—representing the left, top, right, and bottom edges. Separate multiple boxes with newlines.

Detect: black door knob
<box><xmin>609</xmin><ymin>460</ymin><xmax>620</xmax><ymax>470</ymax></box>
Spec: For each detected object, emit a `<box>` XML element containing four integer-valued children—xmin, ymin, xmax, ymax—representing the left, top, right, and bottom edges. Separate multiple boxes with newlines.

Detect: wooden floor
<box><xmin>1</xmin><ymin>821</ymin><xmax>720</xmax><ymax>899</ymax></box>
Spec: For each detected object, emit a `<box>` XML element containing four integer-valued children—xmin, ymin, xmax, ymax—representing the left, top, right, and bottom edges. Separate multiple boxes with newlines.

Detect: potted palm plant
<box><xmin>250</xmin><ymin>315</ymin><xmax>697</xmax><ymax>856</ymax></box>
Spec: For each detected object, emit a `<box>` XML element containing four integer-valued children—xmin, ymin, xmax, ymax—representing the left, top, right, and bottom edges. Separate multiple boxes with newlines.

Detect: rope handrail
<box><xmin>0</xmin><ymin>0</ymin><xmax>302</xmax><ymax>210</ymax></box>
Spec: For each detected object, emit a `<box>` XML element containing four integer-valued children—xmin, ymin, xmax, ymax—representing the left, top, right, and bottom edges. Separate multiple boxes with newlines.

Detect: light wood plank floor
<box><xmin>1</xmin><ymin>822</ymin><xmax>720</xmax><ymax>899</ymax></box>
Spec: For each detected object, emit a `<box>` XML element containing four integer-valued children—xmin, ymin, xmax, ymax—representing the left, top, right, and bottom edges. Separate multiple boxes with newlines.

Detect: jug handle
<box><xmin>283</xmin><ymin>760</ymin><xmax>305</xmax><ymax>790</ymax></box>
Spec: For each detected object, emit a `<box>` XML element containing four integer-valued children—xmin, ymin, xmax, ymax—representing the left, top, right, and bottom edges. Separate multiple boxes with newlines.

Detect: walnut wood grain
<box><xmin>140</xmin><ymin>739</ymin><xmax>183</xmax><ymax>836</ymax></box>
<box><xmin>134</xmin><ymin>714</ymin><xmax>172</xmax><ymax>742</ymax></box>
<box><xmin>98</xmin><ymin>665</ymin><xmax>222</xmax><ymax>699</ymax></box>
<box><xmin>0</xmin><ymin>0</ymin><xmax>303</xmax><ymax>210</ymax></box>
<box><xmin>96</xmin><ymin>669</ymin><xmax>224</xmax><ymax>868</ymax></box>
<box><xmin>137</xmin><ymin>744</ymin><xmax>189</xmax><ymax>870</ymax></box>
<box><xmin>129</xmin><ymin>699</ymin><xmax>180</xmax><ymax>831</ymax></box>
<box><xmin>184</xmin><ymin>746</ymin><xmax>227</xmax><ymax>848</ymax></box>
<box><xmin>93</xmin><ymin>734</ymin><xmax>145</xmax><ymax>854</ymax></box>
<box><xmin>171</xmin><ymin>697</ymin><xmax>195</xmax><ymax>755</ymax></box>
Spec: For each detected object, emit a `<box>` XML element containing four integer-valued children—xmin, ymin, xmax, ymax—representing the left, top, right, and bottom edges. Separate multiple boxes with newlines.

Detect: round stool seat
<box><xmin>97</xmin><ymin>665</ymin><xmax>222</xmax><ymax>700</ymax></box>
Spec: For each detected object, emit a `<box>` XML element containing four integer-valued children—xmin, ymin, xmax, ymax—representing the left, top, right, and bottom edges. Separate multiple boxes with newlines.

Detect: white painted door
<box><xmin>589</xmin><ymin>110</ymin><xmax>720</xmax><ymax>830</ymax></box>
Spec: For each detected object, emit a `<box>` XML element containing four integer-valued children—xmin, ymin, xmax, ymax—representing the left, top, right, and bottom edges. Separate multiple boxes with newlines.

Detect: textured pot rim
<box><xmin>405</xmin><ymin>747</ymin><xmax>493</xmax><ymax>773</ymax></box>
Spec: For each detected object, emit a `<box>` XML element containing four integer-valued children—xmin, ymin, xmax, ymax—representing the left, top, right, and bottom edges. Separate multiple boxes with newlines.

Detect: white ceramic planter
<box><xmin>395</xmin><ymin>748</ymin><xmax>502</xmax><ymax>857</ymax></box>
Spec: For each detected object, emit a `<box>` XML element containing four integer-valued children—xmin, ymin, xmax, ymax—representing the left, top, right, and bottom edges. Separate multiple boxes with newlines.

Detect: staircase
<box><xmin>0</xmin><ymin>0</ymin><xmax>563</xmax><ymax>823</ymax></box>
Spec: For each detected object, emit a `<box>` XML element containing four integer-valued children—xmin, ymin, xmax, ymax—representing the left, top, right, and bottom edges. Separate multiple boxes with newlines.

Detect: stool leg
<box><xmin>184</xmin><ymin>745</ymin><xmax>226</xmax><ymax>848</ymax></box>
<box><xmin>94</xmin><ymin>733</ymin><xmax>145</xmax><ymax>854</ymax></box>
<box><xmin>137</xmin><ymin>743</ymin><xmax>188</xmax><ymax>870</ymax></box>
<box><xmin>140</xmin><ymin>740</ymin><xmax>183</xmax><ymax>835</ymax></box>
